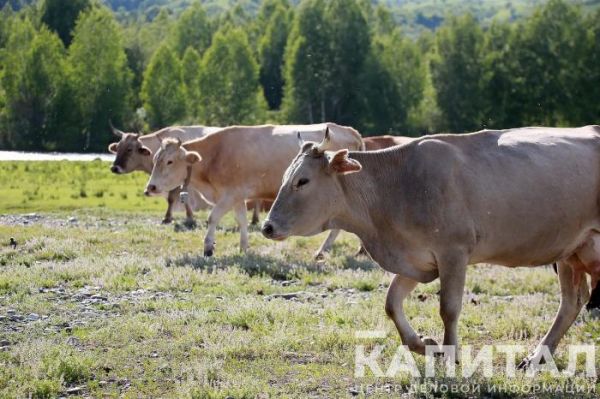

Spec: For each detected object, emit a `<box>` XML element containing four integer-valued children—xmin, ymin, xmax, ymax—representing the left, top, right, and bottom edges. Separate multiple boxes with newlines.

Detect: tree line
<box><xmin>0</xmin><ymin>0</ymin><xmax>598</xmax><ymax>152</ymax></box>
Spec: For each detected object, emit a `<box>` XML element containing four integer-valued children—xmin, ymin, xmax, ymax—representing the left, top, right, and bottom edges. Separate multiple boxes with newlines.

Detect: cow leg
<box><xmin>162</xmin><ymin>188</ymin><xmax>178</xmax><ymax>224</ymax></box>
<box><xmin>183</xmin><ymin>193</ymin><xmax>196</xmax><ymax>228</ymax></box>
<box><xmin>313</xmin><ymin>229</ymin><xmax>341</xmax><ymax>259</ymax></box>
<box><xmin>251</xmin><ymin>201</ymin><xmax>260</xmax><ymax>226</ymax></box>
<box><xmin>203</xmin><ymin>197</ymin><xmax>235</xmax><ymax>257</ymax></box>
<box><xmin>438</xmin><ymin>251</ymin><xmax>468</xmax><ymax>361</ymax></box>
<box><xmin>385</xmin><ymin>275</ymin><xmax>437</xmax><ymax>356</ymax></box>
<box><xmin>233</xmin><ymin>202</ymin><xmax>249</xmax><ymax>253</ymax></box>
<box><xmin>518</xmin><ymin>260</ymin><xmax>590</xmax><ymax>369</ymax></box>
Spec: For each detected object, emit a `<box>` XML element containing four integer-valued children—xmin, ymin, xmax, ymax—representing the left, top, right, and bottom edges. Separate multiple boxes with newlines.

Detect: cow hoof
<box><xmin>204</xmin><ymin>249</ymin><xmax>214</xmax><ymax>257</ymax></box>
<box><xmin>162</xmin><ymin>218</ymin><xmax>173</xmax><ymax>225</ymax></box>
<box><xmin>517</xmin><ymin>358</ymin><xmax>531</xmax><ymax>370</ymax></box>
<box><xmin>313</xmin><ymin>252</ymin><xmax>325</xmax><ymax>260</ymax></box>
<box><xmin>251</xmin><ymin>218</ymin><xmax>259</xmax><ymax>226</ymax></box>
<box><xmin>183</xmin><ymin>219</ymin><xmax>197</xmax><ymax>229</ymax></box>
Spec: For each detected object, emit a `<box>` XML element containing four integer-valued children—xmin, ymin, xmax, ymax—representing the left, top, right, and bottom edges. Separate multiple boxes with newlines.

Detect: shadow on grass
<box><xmin>340</xmin><ymin>255</ymin><xmax>378</xmax><ymax>272</ymax></box>
<box><xmin>165</xmin><ymin>252</ymin><xmax>329</xmax><ymax>281</ymax></box>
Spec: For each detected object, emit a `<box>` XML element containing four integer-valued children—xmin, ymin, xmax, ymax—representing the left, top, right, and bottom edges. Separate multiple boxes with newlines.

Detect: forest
<box><xmin>0</xmin><ymin>0</ymin><xmax>598</xmax><ymax>152</ymax></box>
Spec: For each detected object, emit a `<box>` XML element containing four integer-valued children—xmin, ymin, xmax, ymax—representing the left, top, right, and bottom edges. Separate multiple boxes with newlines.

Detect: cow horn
<box><xmin>315</xmin><ymin>127</ymin><xmax>331</xmax><ymax>153</ymax></box>
<box><xmin>296</xmin><ymin>131</ymin><xmax>304</xmax><ymax>149</ymax></box>
<box><xmin>109</xmin><ymin>120</ymin><xmax>125</xmax><ymax>138</ymax></box>
<box><xmin>176</xmin><ymin>137</ymin><xmax>182</xmax><ymax>147</ymax></box>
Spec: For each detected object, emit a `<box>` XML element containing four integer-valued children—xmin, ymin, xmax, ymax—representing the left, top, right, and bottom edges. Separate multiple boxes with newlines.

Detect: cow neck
<box><xmin>139</xmin><ymin>135</ymin><xmax>160</xmax><ymax>174</ymax></box>
<box><xmin>332</xmin><ymin>149</ymin><xmax>408</xmax><ymax>238</ymax></box>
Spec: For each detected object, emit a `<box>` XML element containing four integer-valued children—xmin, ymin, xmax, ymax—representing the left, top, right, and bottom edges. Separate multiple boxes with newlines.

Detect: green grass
<box><xmin>0</xmin><ymin>161</ymin><xmax>165</xmax><ymax>213</ymax></box>
<box><xmin>0</xmin><ymin>161</ymin><xmax>599</xmax><ymax>398</ymax></box>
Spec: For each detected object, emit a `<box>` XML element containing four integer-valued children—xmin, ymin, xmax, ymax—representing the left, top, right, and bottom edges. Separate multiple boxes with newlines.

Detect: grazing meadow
<box><xmin>0</xmin><ymin>161</ymin><xmax>599</xmax><ymax>398</ymax></box>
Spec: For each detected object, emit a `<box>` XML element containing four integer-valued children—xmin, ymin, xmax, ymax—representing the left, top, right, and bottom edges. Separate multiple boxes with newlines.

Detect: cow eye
<box><xmin>127</xmin><ymin>148</ymin><xmax>133</xmax><ymax>153</ymax></box>
<box><xmin>167</xmin><ymin>160</ymin><xmax>173</xmax><ymax>165</ymax></box>
<box><xmin>297</xmin><ymin>178</ymin><xmax>309</xmax><ymax>187</ymax></box>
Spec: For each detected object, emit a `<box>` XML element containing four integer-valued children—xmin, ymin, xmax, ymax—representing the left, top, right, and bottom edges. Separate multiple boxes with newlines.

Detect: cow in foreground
<box><xmin>145</xmin><ymin>123</ymin><xmax>364</xmax><ymax>257</ymax></box>
<box><xmin>262</xmin><ymin>125</ymin><xmax>600</xmax><ymax>368</ymax></box>
<box><xmin>108</xmin><ymin>124</ymin><xmax>220</xmax><ymax>224</ymax></box>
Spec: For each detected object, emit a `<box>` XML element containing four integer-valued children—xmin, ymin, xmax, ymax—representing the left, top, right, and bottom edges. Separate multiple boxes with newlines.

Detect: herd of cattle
<box><xmin>108</xmin><ymin>122</ymin><xmax>600</xmax><ymax>369</ymax></box>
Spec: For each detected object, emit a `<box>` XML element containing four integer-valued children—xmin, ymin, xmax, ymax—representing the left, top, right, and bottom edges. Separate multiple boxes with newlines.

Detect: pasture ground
<box><xmin>0</xmin><ymin>161</ymin><xmax>599</xmax><ymax>398</ymax></box>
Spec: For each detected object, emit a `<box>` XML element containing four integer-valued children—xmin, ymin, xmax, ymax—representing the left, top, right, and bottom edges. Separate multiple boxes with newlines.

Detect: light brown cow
<box><xmin>262</xmin><ymin>125</ymin><xmax>600</xmax><ymax>369</ymax></box>
<box><xmin>363</xmin><ymin>135</ymin><xmax>414</xmax><ymax>151</ymax></box>
<box><xmin>145</xmin><ymin>123</ymin><xmax>364</xmax><ymax>257</ymax></box>
<box><xmin>108</xmin><ymin>124</ymin><xmax>221</xmax><ymax>224</ymax></box>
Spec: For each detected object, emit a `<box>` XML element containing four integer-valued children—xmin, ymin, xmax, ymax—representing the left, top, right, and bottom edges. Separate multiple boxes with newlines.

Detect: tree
<box><xmin>258</xmin><ymin>3</ymin><xmax>290</xmax><ymax>109</ymax></box>
<box><xmin>69</xmin><ymin>7</ymin><xmax>132</xmax><ymax>151</ymax></box>
<box><xmin>431</xmin><ymin>13</ymin><xmax>487</xmax><ymax>132</ymax></box>
<box><xmin>181</xmin><ymin>46</ymin><xmax>201</xmax><ymax>121</ymax></box>
<box><xmin>170</xmin><ymin>2</ymin><xmax>211</xmax><ymax>58</ymax></box>
<box><xmin>283</xmin><ymin>0</ymin><xmax>369</xmax><ymax>125</ymax></box>
<box><xmin>325</xmin><ymin>0</ymin><xmax>370</xmax><ymax>125</ymax></box>
<box><xmin>513</xmin><ymin>0</ymin><xmax>587</xmax><ymax>125</ymax></box>
<box><xmin>1</xmin><ymin>25</ymin><xmax>70</xmax><ymax>149</ymax></box>
<box><xmin>40</xmin><ymin>0</ymin><xmax>90</xmax><ymax>47</ymax></box>
<box><xmin>141</xmin><ymin>44</ymin><xmax>186</xmax><ymax>128</ymax></box>
<box><xmin>283</xmin><ymin>0</ymin><xmax>331</xmax><ymax>123</ymax></box>
<box><xmin>360</xmin><ymin>30</ymin><xmax>425</xmax><ymax>135</ymax></box>
<box><xmin>198</xmin><ymin>26</ymin><xmax>266</xmax><ymax>125</ymax></box>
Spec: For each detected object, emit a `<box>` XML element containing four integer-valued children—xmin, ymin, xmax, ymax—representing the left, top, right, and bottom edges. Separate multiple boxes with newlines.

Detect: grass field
<box><xmin>1</xmin><ymin>161</ymin><xmax>599</xmax><ymax>398</ymax></box>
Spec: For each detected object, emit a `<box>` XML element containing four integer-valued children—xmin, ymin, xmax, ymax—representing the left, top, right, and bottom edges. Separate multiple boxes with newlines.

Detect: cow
<box><xmin>363</xmin><ymin>135</ymin><xmax>414</xmax><ymax>151</ymax></box>
<box><xmin>108</xmin><ymin>123</ymin><xmax>221</xmax><ymax>225</ymax></box>
<box><xmin>261</xmin><ymin>125</ymin><xmax>600</xmax><ymax>369</ymax></box>
<box><xmin>145</xmin><ymin>123</ymin><xmax>364</xmax><ymax>257</ymax></box>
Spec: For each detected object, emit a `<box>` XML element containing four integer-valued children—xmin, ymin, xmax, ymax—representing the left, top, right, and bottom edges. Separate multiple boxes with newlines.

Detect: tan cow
<box><xmin>262</xmin><ymin>125</ymin><xmax>600</xmax><ymax>369</ymax></box>
<box><xmin>145</xmin><ymin>123</ymin><xmax>364</xmax><ymax>257</ymax></box>
<box><xmin>108</xmin><ymin>124</ymin><xmax>221</xmax><ymax>225</ymax></box>
<box><xmin>363</xmin><ymin>135</ymin><xmax>414</xmax><ymax>151</ymax></box>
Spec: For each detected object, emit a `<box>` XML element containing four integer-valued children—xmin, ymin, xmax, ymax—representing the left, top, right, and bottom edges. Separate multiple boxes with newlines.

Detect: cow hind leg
<box><xmin>251</xmin><ymin>201</ymin><xmax>260</xmax><ymax>226</ymax></box>
<box><xmin>203</xmin><ymin>196</ymin><xmax>235</xmax><ymax>257</ymax></box>
<box><xmin>518</xmin><ymin>260</ymin><xmax>590</xmax><ymax>369</ymax></box>
<box><xmin>386</xmin><ymin>275</ymin><xmax>437</xmax><ymax>356</ymax></box>
<box><xmin>313</xmin><ymin>229</ymin><xmax>341</xmax><ymax>259</ymax></box>
<box><xmin>233</xmin><ymin>202</ymin><xmax>249</xmax><ymax>253</ymax></box>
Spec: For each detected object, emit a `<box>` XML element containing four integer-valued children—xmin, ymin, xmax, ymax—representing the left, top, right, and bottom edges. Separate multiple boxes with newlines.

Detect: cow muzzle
<box><xmin>110</xmin><ymin>165</ymin><xmax>123</xmax><ymax>174</ymax></box>
<box><xmin>144</xmin><ymin>184</ymin><xmax>160</xmax><ymax>197</ymax></box>
<box><xmin>261</xmin><ymin>221</ymin><xmax>287</xmax><ymax>241</ymax></box>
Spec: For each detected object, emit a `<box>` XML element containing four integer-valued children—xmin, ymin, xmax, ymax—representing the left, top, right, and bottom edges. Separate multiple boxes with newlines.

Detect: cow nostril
<box><xmin>148</xmin><ymin>185</ymin><xmax>156</xmax><ymax>192</ymax></box>
<box><xmin>110</xmin><ymin>166</ymin><xmax>118</xmax><ymax>173</ymax></box>
<box><xmin>262</xmin><ymin>223</ymin><xmax>274</xmax><ymax>238</ymax></box>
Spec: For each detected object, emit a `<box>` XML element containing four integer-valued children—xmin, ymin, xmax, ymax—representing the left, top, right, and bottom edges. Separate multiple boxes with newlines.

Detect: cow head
<box><xmin>262</xmin><ymin>128</ymin><xmax>362</xmax><ymax>240</ymax></box>
<box><xmin>145</xmin><ymin>137</ymin><xmax>201</xmax><ymax>197</ymax></box>
<box><xmin>108</xmin><ymin>122</ymin><xmax>153</xmax><ymax>174</ymax></box>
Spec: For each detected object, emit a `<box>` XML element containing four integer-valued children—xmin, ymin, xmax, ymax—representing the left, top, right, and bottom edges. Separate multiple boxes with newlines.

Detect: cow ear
<box><xmin>108</xmin><ymin>143</ymin><xmax>118</xmax><ymax>154</ymax></box>
<box><xmin>140</xmin><ymin>146</ymin><xmax>152</xmax><ymax>156</ymax></box>
<box><xmin>185</xmin><ymin>151</ymin><xmax>201</xmax><ymax>164</ymax></box>
<box><xmin>327</xmin><ymin>149</ymin><xmax>362</xmax><ymax>175</ymax></box>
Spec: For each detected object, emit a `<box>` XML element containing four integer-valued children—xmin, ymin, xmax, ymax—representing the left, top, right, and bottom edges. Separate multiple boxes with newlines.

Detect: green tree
<box><xmin>283</xmin><ymin>0</ymin><xmax>330</xmax><ymax>123</ymax></box>
<box><xmin>181</xmin><ymin>46</ymin><xmax>201</xmax><ymax>121</ymax></box>
<box><xmin>513</xmin><ymin>0</ymin><xmax>587</xmax><ymax>125</ymax></box>
<box><xmin>360</xmin><ymin>30</ymin><xmax>425</xmax><ymax>135</ymax></box>
<box><xmin>431</xmin><ymin>13</ymin><xmax>486</xmax><ymax>132</ymax></box>
<box><xmin>170</xmin><ymin>2</ymin><xmax>211</xmax><ymax>58</ymax></box>
<box><xmin>198</xmin><ymin>27</ymin><xmax>266</xmax><ymax>125</ymax></box>
<box><xmin>1</xmin><ymin>25</ymin><xmax>70</xmax><ymax>149</ymax></box>
<box><xmin>258</xmin><ymin>3</ymin><xmax>290</xmax><ymax>109</ymax></box>
<box><xmin>141</xmin><ymin>44</ymin><xmax>186</xmax><ymax>128</ymax></box>
<box><xmin>69</xmin><ymin>7</ymin><xmax>132</xmax><ymax>151</ymax></box>
<box><xmin>40</xmin><ymin>0</ymin><xmax>90</xmax><ymax>47</ymax></box>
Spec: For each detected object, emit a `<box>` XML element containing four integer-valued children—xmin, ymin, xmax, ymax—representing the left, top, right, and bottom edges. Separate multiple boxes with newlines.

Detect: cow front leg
<box><xmin>438</xmin><ymin>250</ymin><xmax>468</xmax><ymax>361</ymax></box>
<box><xmin>203</xmin><ymin>197</ymin><xmax>234</xmax><ymax>257</ymax></box>
<box><xmin>233</xmin><ymin>202</ymin><xmax>249</xmax><ymax>253</ymax></box>
<box><xmin>518</xmin><ymin>260</ymin><xmax>590</xmax><ymax>369</ymax></box>
<box><xmin>386</xmin><ymin>275</ymin><xmax>438</xmax><ymax>356</ymax></box>
<box><xmin>313</xmin><ymin>229</ymin><xmax>341</xmax><ymax>259</ymax></box>
<box><xmin>183</xmin><ymin>191</ymin><xmax>196</xmax><ymax>228</ymax></box>
<box><xmin>162</xmin><ymin>188</ymin><xmax>179</xmax><ymax>224</ymax></box>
